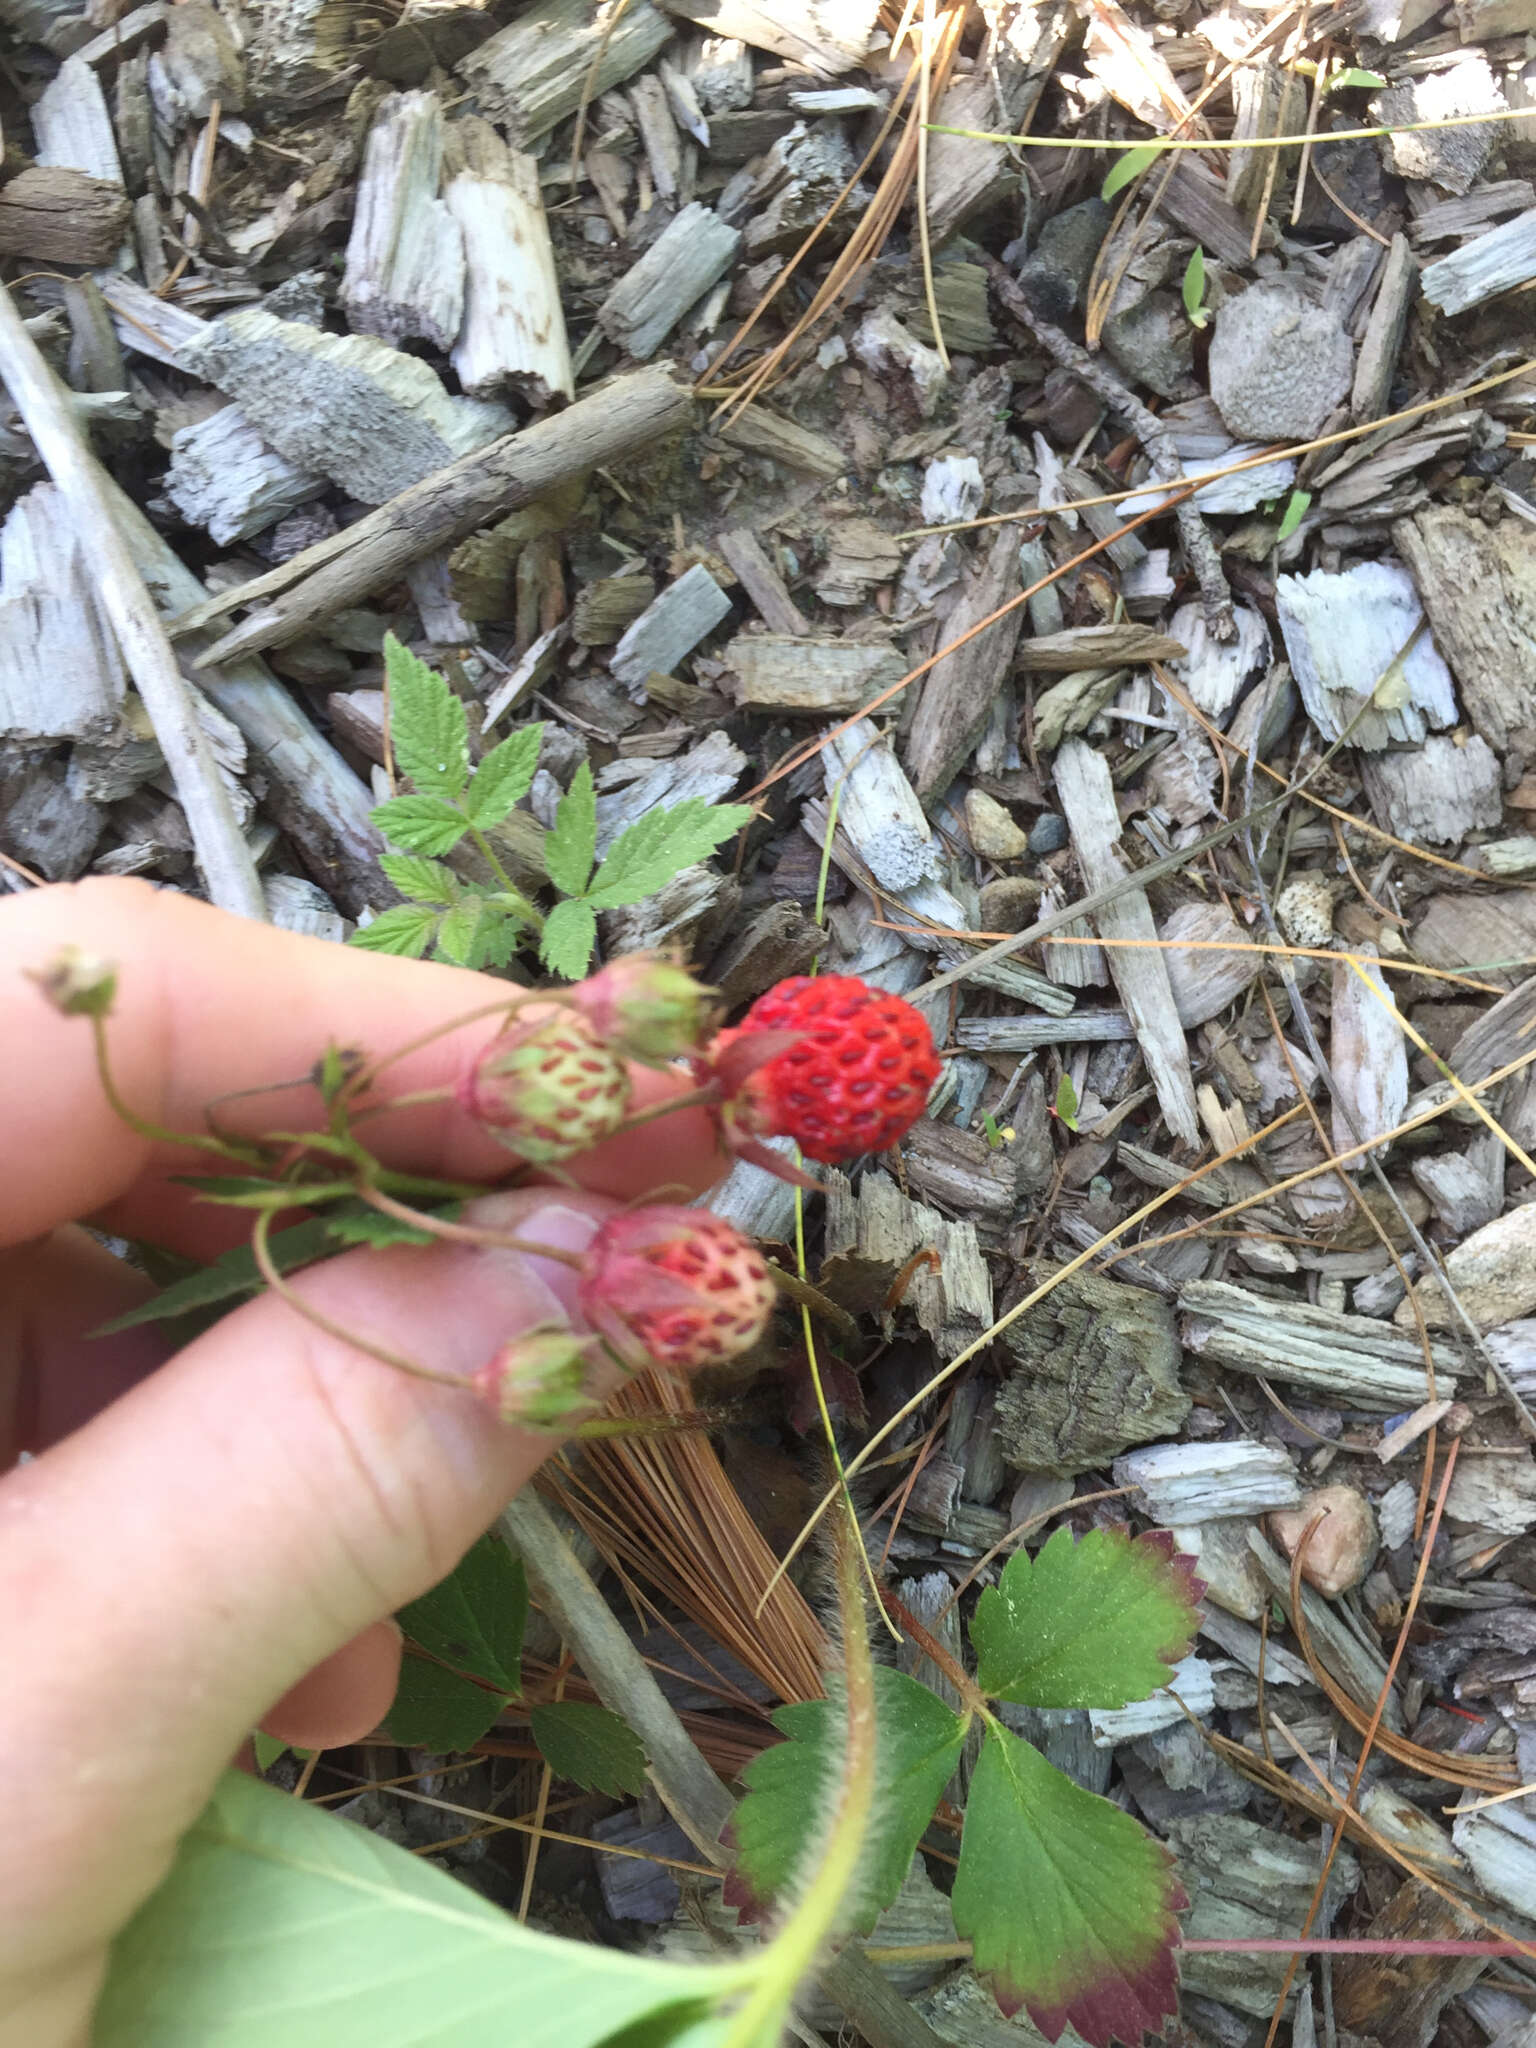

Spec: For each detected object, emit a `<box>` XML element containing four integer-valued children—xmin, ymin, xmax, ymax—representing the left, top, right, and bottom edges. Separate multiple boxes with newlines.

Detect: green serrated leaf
<box><xmin>538</xmin><ymin>898</ymin><xmax>598</xmax><ymax>981</ymax></box>
<box><xmin>1101</xmin><ymin>142</ymin><xmax>1164</xmax><ymax>201</ymax></box>
<box><xmin>543</xmin><ymin>760</ymin><xmax>597</xmax><ymax>899</ymax></box>
<box><xmin>726</xmin><ymin>1667</ymin><xmax>966</xmax><ymax>1932</ymax></box>
<box><xmin>384</xmin><ymin>632</ymin><xmax>470</xmax><ymax>800</ymax></box>
<box><xmin>1181</xmin><ymin>245</ymin><xmax>1206</xmax><ymax>327</ymax></box>
<box><xmin>397</xmin><ymin>1533</ymin><xmax>527</xmax><ymax>1694</ymax></box>
<box><xmin>463</xmin><ymin>724</ymin><xmax>544</xmax><ymax>830</ymax></box>
<box><xmin>434</xmin><ymin>896</ymin><xmax>526</xmax><ymax>969</ymax></box>
<box><xmin>348</xmin><ymin>902</ymin><xmax>443</xmax><ymax>958</ymax></box>
<box><xmin>386</xmin><ymin>1655</ymin><xmax>513</xmax><ymax>1753</ymax></box>
<box><xmin>530</xmin><ymin>1702</ymin><xmax>649</xmax><ymax>1796</ymax></box>
<box><xmin>94</xmin><ymin>1216</ymin><xmax>341</xmax><ymax>1333</ymax></box>
<box><xmin>971</xmin><ymin>1525</ymin><xmax>1202</xmax><ymax>1710</ymax></box>
<box><xmin>1053</xmin><ymin>1073</ymin><xmax>1079</xmax><ymax>1131</ymax></box>
<box><xmin>1328</xmin><ymin>65</ymin><xmax>1386</xmax><ymax>90</ymax></box>
<box><xmin>1275</xmin><ymin>488</ymin><xmax>1311</xmax><ymax>544</ymax></box>
<box><xmin>952</xmin><ymin>1726</ymin><xmax>1182</xmax><ymax>2046</ymax></box>
<box><xmin>369</xmin><ymin>795</ymin><xmax>470</xmax><ymax>860</ymax></box>
<box><xmin>324</xmin><ymin>1200</ymin><xmax>460</xmax><ymax>1249</ymax></box>
<box><xmin>378</xmin><ymin>853</ymin><xmax>459</xmax><ymax>907</ymax></box>
<box><xmin>585</xmin><ymin>801</ymin><xmax>753</xmax><ymax>911</ymax></box>
<box><xmin>98</xmin><ymin>1769</ymin><xmax>738</xmax><ymax>2048</ymax></box>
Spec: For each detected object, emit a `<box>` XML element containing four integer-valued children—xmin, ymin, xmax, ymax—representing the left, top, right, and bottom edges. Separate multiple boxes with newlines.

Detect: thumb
<box><xmin>0</xmin><ymin>1187</ymin><xmax>617</xmax><ymax>1984</ymax></box>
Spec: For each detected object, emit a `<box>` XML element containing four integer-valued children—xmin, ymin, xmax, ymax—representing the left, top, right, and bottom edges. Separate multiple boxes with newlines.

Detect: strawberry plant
<box><xmin>353</xmin><ymin>634</ymin><xmax>751</xmax><ymax>977</ymax></box>
<box><xmin>729</xmin><ymin>1526</ymin><xmax>1203</xmax><ymax>2046</ymax></box>
<box><xmin>42</xmin><ymin>948</ymin><xmax>1197</xmax><ymax>2048</ymax></box>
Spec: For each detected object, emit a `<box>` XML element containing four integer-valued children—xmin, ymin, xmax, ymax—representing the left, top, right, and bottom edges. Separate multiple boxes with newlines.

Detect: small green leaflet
<box><xmin>463</xmin><ymin>724</ymin><xmax>544</xmax><ymax>830</ymax></box>
<box><xmin>1053</xmin><ymin>1073</ymin><xmax>1079</xmax><ymax>1131</ymax></box>
<box><xmin>543</xmin><ymin>760</ymin><xmax>598</xmax><ymax>899</ymax></box>
<box><xmin>383</xmin><ymin>632</ymin><xmax>470</xmax><ymax>800</ymax></box>
<box><xmin>378</xmin><ymin>854</ymin><xmax>457</xmax><ymax>907</ymax></box>
<box><xmin>368</xmin><ymin>794</ymin><xmax>470</xmax><ymax>859</ymax></box>
<box><xmin>1181</xmin><ymin>246</ymin><xmax>1208</xmax><ymax>329</ymax></box>
<box><xmin>1275</xmin><ymin>487</ymin><xmax>1311</xmax><ymax>543</ymax></box>
<box><xmin>1101</xmin><ymin>142</ymin><xmax>1165</xmax><ymax>200</ymax></box>
<box><xmin>97</xmin><ymin>1769</ymin><xmax>741</xmax><ymax>2048</ymax></box>
<box><xmin>350</xmin><ymin>902</ymin><xmax>442</xmax><ymax>958</ymax></box>
<box><xmin>435</xmin><ymin>895</ymin><xmax>527</xmax><ymax>970</ymax></box>
<box><xmin>386</xmin><ymin>1656</ymin><xmax>514</xmax><ymax>1753</ymax></box>
<box><xmin>952</xmin><ymin>1726</ymin><xmax>1183</xmax><ymax>2048</ymax></box>
<box><xmin>725</xmin><ymin>1667</ymin><xmax>967</xmax><ymax>1932</ymax></box>
<box><xmin>324</xmin><ymin>1201</ymin><xmax>460</xmax><ymax>1249</ymax></box>
<box><xmin>971</xmin><ymin>1525</ymin><xmax>1202</xmax><ymax>1710</ymax></box>
<box><xmin>250</xmin><ymin>1731</ymin><xmax>292</xmax><ymax>1773</ymax></box>
<box><xmin>529</xmin><ymin>1703</ymin><xmax>648</xmax><ymax>1796</ymax></box>
<box><xmin>585</xmin><ymin>801</ymin><xmax>753</xmax><ymax>911</ymax></box>
<box><xmin>1327</xmin><ymin>65</ymin><xmax>1386</xmax><ymax>90</ymax></box>
<box><xmin>396</xmin><ymin>1532</ymin><xmax>528</xmax><ymax>1694</ymax></box>
<box><xmin>539</xmin><ymin>897</ymin><xmax>599</xmax><ymax>980</ymax></box>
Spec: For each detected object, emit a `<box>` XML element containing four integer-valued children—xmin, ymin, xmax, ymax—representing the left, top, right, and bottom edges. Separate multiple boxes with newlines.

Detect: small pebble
<box><xmin>1029</xmin><ymin>812</ymin><xmax>1068</xmax><ymax>855</ymax></box>
<box><xmin>1267</xmin><ymin>1484</ymin><xmax>1379</xmax><ymax>1596</ymax></box>
<box><xmin>1275</xmin><ymin>872</ymin><xmax>1335</xmax><ymax>950</ymax></box>
<box><xmin>966</xmin><ymin>789</ymin><xmax>1029</xmax><ymax>861</ymax></box>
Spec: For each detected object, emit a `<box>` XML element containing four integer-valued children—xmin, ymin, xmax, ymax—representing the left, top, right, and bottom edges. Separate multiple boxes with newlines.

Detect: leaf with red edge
<box><xmin>952</xmin><ymin>1724</ymin><xmax>1184</xmax><ymax>2046</ymax></box>
<box><xmin>971</xmin><ymin>1524</ymin><xmax>1203</xmax><ymax>1710</ymax></box>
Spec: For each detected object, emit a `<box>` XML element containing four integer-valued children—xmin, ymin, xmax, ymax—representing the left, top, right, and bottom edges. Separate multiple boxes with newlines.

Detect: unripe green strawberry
<box><xmin>459</xmin><ymin>1011</ymin><xmax>632</xmax><ymax>1163</ymax></box>
<box><xmin>571</xmin><ymin>951</ymin><xmax>711</xmax><ymax>1064</ymax></box>
<box><xmin>471</xmin><ymin>1324</ymin><xmax>603</xmax><ymax>1429</ymax></box>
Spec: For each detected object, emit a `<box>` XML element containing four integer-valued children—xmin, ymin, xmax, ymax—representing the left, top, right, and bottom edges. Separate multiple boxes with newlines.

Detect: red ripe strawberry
<box><xmin>458</xmin><ymin>1011</ymin><xmax>631</xmax><ymax>1163</ymax></box>
<box><xmin>579</xmin><ymin>1206</ymin><xmax>776</xmax><ymax>1370</ymax></box>
<box><xmin>707</xmin><ymin>974</ymin><xmax>939</xmax><ymax>1165</ymax></box>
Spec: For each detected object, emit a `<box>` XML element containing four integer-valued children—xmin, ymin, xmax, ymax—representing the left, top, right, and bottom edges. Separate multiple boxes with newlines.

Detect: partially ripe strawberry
<box><xmin>459</xmin><ymin>1011</ymin><xmax>631</xmax><ymax>1163</ymax></box>
<box><xmin>579</xmin><ymin>1206</ymin><xmax>776</xmax><ymax>1370</ymax></box>
<box><xmin>570</xmin><ymin>950</ymin><xmax>710</xmax><ymax>1064</ymax></box>
<box><xmin>707</xmin><ymin>974</ymin><xmax>940</xmax><ymax>1165</ymax></box>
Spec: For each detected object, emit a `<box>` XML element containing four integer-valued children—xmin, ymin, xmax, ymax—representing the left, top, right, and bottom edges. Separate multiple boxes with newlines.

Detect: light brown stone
<box><xmin>1392</xmin><ymin>1201</ymin><xmax>1536</xmax><ymax>1331</ymax></box>
<box><xmin>1267</xmin><ymin>1485</ymin><xmax>1379</xmax><ymax>1596</ymax></box>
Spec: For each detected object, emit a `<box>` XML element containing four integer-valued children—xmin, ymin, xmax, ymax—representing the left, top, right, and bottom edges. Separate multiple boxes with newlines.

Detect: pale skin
<box><xmin>0</xmin><ymin>877</ymin><xmax>728</xmax><ymax>2048</ymax></box>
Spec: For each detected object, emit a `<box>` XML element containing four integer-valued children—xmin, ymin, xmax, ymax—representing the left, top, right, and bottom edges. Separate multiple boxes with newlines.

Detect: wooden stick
<box><xmin>0</xmin><ymin>280</ymin><xmax>265</xmax><ymax>919</ymax></box>
<box><xmin>178</xmin><ymin>364</ymin><xmax>694</xmax><ymax>666</ymax></box>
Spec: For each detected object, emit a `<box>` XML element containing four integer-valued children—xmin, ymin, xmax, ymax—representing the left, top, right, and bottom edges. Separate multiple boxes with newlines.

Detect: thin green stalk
<box><xmin>464</xmin><ymin>823</ymin><xmax>544</xmax><ymax>929</ymax></box>
<box><xmin>718</xmin><ymin>1499</ymin><xmax>880</xmax><ymax>2048</ymax></box>
<box><xmin>90</xmin><ymin>1012</ymin><xmax>262</xmax><ymax>1165</ymax></box>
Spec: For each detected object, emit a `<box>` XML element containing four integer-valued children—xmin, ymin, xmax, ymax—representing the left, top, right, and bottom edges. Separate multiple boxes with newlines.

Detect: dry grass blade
<box><xmin>549</xmin><ymin>1369</ymin><xmax>828</xmax><ymax>1704</ymax></box>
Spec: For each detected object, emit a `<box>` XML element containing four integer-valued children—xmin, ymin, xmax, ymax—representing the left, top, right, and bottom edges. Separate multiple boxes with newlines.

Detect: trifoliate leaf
<box><xmin>538</xmin><ymin>898</ymin><xmax>598</xmax><ymax>981</ymax></box>
<box><xmin>953</xmin><ymin>1726</ymin><xmax>1184</xmax><ymax>2046</ymax></box>
<box><xmin>971</xmin><ymin>1525</ymin><xmax>1203</xmax><ymax>1710</ymax></box>
<box><xmin>543</xmin><ymin>760</ymin><xmax>597</xmax><ymax>899</ymax></box>
<box><xmin>584</xmin><ymin>801</ymin><xmax>753</xmax><ymax>911</ymax></box>
<box><xmin>1275</xmin><ymin>488</ymin><xmax>1311</xmax><ymax>543</ymax></box>
<box><xmin>397</xmin><ymin>1533</ymin><xmax>527</xmax><ymax>1694</ymax></box>
<box><xmin>1101</xmin><ymin>142</ymin><xmax>1164</xmax><ymax>200</ymax></box>
<box><xmin>348</xmin><ymin>902</ymin><xmax>442</xmax><ymax>958</ymax></box>
<box><xmin>378</xmin><ymin>854</ymin><xmax>458</xmax><ymax>907</ymax></box>
<box><xmin>369</xmin><ymin>795</ymin><xmax>470</xmax><ymax>859</ymax></box>
<box><xmin>529</xmin><ymin>1703</ymin><xmax>648</xmax><ymax>1797</ymax></box>
<box><xmin>385</xmin><ymin>1656</ymin><xmax>513</xmax><ymax>1753</ymax></box>
<box><xmin>383</xmin><ymin>632</ymin><xmax>470</xmax><ymax>800</ymax></box>
<box><xmin>463</xmin><ymin>724</ymin><xmax>544</xmax><ymax>830</ymax></box>
<box><xmin>724</xmin><ymin>1667</ymin><xmax>966</xmax><ymax>1932</ymax></box>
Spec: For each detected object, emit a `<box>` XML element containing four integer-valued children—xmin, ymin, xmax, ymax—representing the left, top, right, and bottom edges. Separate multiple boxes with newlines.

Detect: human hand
<box><xmin>0</xmin><ymin>878</ymin><xmax>727</xmax><ymax>2048</ymax></box>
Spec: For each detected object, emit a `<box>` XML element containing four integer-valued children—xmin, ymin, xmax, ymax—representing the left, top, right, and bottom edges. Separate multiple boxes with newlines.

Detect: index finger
<box><xmin>0</xmin><ymin>878</ymin><xmax>727</xmax><ymax>1250</ymax></box>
